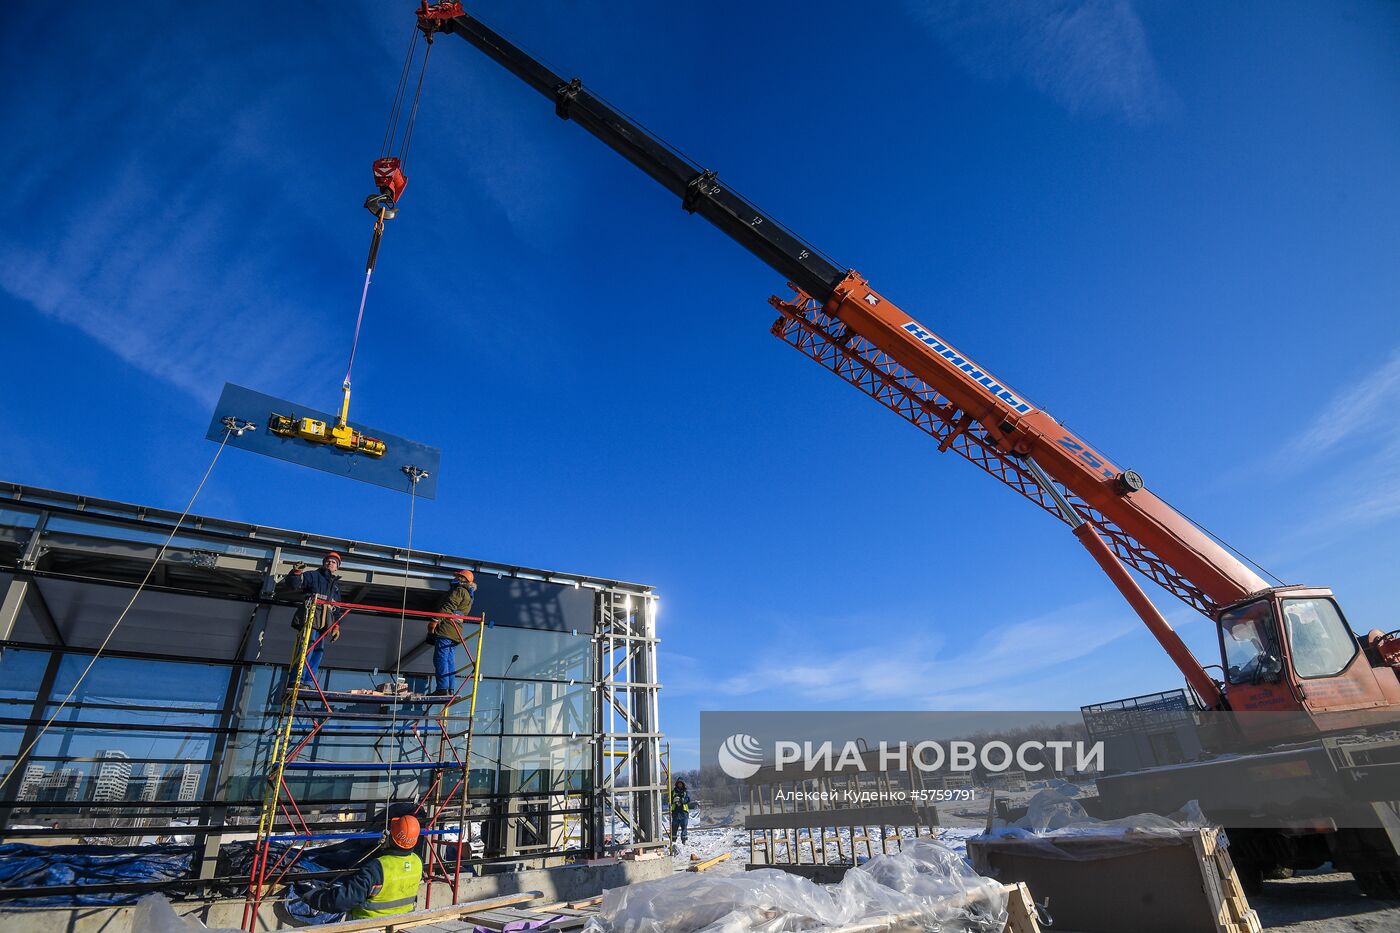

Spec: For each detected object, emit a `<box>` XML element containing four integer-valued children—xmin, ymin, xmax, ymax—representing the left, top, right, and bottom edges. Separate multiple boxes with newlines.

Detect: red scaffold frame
<box><xmin>240</xmin><ymin>597</ymin><xmax>486</xmax><ymax>930</ymax></box>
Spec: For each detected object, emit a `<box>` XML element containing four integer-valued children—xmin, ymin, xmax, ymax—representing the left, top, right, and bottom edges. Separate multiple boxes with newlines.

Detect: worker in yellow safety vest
<box><xmin>303</xmin><ymin>814</ymin><xmax>423</xmax><ymax>919</ymax></box>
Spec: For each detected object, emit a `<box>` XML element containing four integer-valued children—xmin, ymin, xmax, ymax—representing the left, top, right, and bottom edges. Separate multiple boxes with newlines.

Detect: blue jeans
<box><xmin>432</xmin><ymin>636</ymin><xmax>456</xmax><ymax>693</ymax></box>
<box><xmin>301</xmin><ymin>639</ymin><xmax>325</xmax><ymax>686</ymax></box>
<box><xmin>671</xmin><ymin>810</ymin><xmax>688</xmax><ymax>843</ymax></box>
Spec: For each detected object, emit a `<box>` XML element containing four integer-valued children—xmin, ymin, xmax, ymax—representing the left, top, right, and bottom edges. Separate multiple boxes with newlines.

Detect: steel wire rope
<box><xmin>380</xmin><ymin>479</ymin><xmax>418</xmax><ymax>834</ymax></box>
<box><xmin>396</xmin><ymin>39</ymin><xmax>434</xmax><ymax>169</ymax></box>
<box><xmin>381</xmin><ymin>27</ymin><xmax>420</xmax><ymax>158</ymax></box>
<box><xmin>0</xmin><ymin>428</ymin><xmax>234</xmax><ymax>794</ymax></box>
<box><xmin>343</xmin><ymin>31</ymin><xmax>434</xmax><ymax>393</ymax></box>
<box><xmin>1152</xmin><ymin>490</ymin><xmax>1287</xmax><ymax>588</ymax></box>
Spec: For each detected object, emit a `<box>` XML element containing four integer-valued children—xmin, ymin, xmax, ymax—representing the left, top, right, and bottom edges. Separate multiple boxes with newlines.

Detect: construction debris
<box><xmin>687</xmin><ymin>852</ymin><xmax>732</xmax><ymax>872</ymax></box>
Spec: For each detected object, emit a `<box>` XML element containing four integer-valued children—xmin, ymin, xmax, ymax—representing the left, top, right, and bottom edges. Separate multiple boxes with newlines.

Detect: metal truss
<box><xmin>592</xmin><ymin>590</ymin><xmax>664</xmax><ymax>854</ymax></box>
<box><xmin>770</xmin><ymin>292</ymin><xmax>1215</xmax><ymax>616</ymax></box>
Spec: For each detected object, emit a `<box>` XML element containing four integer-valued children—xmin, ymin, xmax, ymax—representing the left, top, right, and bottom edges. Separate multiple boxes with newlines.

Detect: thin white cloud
<box><xmin>0</xmin><ymin>14</ymin><xmax>354</xmax><ymax>408</ymax></box>
<box><xmin>906</xmin><ymin>0</ymin><xmax>1176</xmax><ymax>126</ymax></box>
<box><xmin>1286</xmin><ymin>347</ymin><xmax>1400</xmax><ymax>460</ymax></box>
<box><xmin>1276</xmin><ymin>347</ymin><xmax>1400</xmax><ymax>536</ymax></box>
<box><xmin>673</xmin><ymin>602</ymin><xmax>1135</xmax><ymax>710</ymax></box>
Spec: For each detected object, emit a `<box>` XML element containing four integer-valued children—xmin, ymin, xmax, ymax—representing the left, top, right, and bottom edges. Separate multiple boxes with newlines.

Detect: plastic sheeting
<box><xmin>0</xmin><ymin>843</ymin><xmax>194</xmax><ymax>907</ymax></box>
<box><xmin>976</xmin><ymin>785</ymin><xmax>1215</xmax><ymax>860</ymax></box>
<box><xmin>585</xmin><ymin>839</ymin><xmax>1007</xmax><ymax>933</ymax></box>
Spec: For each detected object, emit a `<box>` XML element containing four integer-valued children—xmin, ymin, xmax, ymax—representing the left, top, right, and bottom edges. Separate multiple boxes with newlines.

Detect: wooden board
<box><xmin>1003</xmin><ymin>882</ymin><xmax>1043</xmax><ymax>933</ymax></box>
<box><xmin>315</xmin><ymin>892</ymin><xmax>543</xmax><ymax>933</ymax></box>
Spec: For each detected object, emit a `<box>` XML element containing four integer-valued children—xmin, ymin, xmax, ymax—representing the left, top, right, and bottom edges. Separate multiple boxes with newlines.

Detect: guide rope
<box><xmin>0</xmin><ymin>427</ymin><xmax>234</xmax><ymax>793</ymax></box>
<box><xmin>381</xmin><ymin>475</ymin><xmax>420</xmax><ymax>830</ymax></box>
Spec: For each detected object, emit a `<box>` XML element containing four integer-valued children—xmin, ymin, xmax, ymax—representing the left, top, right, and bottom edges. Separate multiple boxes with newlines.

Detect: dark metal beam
<box><xmin>441</xmin><ymin>11</ymin><xmax>847</xmax><ymax>302</ymax></box>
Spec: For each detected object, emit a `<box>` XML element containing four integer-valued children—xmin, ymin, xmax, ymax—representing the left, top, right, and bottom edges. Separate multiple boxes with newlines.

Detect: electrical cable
<box><xmin>0</xmin><ymin>428</ymin><xmax>233</xmax><ymax>794</ymax></box>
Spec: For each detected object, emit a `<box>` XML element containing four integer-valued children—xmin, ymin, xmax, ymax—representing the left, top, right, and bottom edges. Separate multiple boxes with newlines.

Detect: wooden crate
<box><xmin>967</xmin><ymin>828</ymin><xmax>1258</xmax><ymax>933</ymax></box>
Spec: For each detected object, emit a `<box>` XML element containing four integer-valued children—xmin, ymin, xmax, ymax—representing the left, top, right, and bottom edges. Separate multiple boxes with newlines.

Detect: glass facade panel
<box><xmin>0</xmin><ymin>506</ymin><xmax>41</xmax><ymax>530</ymax></box>
<box><xmin>51</xmin><ymin>655</ymin><xmax>230</xmax><ymax>709</ymax></box>
<box><xmin>498</xmin><ymin>736</ymin><xmax>591</xmax><ymax>794</ymax></box>
<box><xmin>467</xmin><ymin>678</ymin><xmax>592</xmax><ymax>736</ymax></box>
<box><xmin>0</xmin><ymin>647</ymin><xmax>50</xmax><ymax>701</ymax></box>
<box><xmin>479</xmin><ymin>627</ymin><xmax>591</xmax><ymax>681</ymax></box>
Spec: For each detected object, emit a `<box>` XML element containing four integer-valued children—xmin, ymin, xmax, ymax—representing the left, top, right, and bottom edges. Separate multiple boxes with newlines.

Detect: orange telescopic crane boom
<box><xmin>414</xmin><ymin>3</ymin><xmax>1400</xmax><ymax>727</ymax></box>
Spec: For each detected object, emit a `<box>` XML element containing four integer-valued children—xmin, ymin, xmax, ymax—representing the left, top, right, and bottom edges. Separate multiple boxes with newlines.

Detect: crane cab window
<box><xmin>1282</xmin><ymin>598</ymin><xmax>1356</xmax><ymax>678</ymax></box>
<box><xmin>1220</xmin><ymin>601</ymin><xmax>1282</xmax><ymax>685</ymax></box>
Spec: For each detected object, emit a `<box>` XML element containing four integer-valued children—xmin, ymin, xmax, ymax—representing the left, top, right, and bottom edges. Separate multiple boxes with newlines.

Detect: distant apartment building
<box><xmin>16</xmin><ymin>763</ymin><xmax>47</xmax><ymax>800</ymax></box>
<box><xmin>93</xmin><ymin>750</ymin><xmax>133</xmax><ymax>802</ymax></box>
<box><xmin>177</xmin><ymin>764</ymin><xmax>203</xmax><ymax>801</ymax></box>
<box><xmin>137</xmin><ymin>762</ymin><xmax>160</xmax><ymax>802</ymax></box>
<box><xmin>35</xmin><ymin>767</ymin><xmax>80</xmax><ymax>803</ymax></box>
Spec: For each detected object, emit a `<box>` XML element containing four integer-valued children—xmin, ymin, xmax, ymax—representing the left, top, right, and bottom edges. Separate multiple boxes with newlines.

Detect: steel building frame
<box><xmin>0</xmin><ymin>481</ymin><xmax>665</xmax><ymax>905</ymax></box>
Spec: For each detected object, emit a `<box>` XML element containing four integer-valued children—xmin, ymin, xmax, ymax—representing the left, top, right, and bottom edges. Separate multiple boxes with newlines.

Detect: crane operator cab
<box><xmin>1215</xmin><ymin>587</ymin><xmax>1400</xmax><ymax>728</ymax></box>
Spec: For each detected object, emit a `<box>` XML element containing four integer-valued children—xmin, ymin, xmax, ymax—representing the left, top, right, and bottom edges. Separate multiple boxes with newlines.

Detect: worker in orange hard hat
<box><xmin>277</xmin><ymin>551</ymin><xmax>346</xmax><ymax>688</ymax></box>
<box><xmin>427</xmin><ymin>570</ymin><xmax>477</xmax><ymax>696</ymax></box>
<box><xmin>303</xmin><ymin>814</ymin><xmax>423</xmax><ymax>919</ymax></box>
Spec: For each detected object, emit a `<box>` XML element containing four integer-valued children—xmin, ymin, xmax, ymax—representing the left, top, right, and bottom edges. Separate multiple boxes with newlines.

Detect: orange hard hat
<box><xmin>455</xmin><ymin>569</ymin><xmax>475</xmax><ymax>585</ymax></box>
<box><xmin>388</xmin><ymin>813</ymin><xmax>420</xmax><ymax>848</ymax></box>
<box><xmin>324</xmin><ymin>551</ymin><xmax>342</xmax><ymax>564</ymax></box>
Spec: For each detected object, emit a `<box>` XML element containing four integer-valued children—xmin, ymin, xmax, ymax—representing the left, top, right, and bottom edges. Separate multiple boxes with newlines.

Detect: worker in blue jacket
<box><xmin>278</xmin><ymin>551</ymin><xmax>344</xmax><ymax>687</ymax></box>
<box><xmin>302</xmin><ymin>815</ymin><xmax>422</xmax><ymax>920</ymax></box>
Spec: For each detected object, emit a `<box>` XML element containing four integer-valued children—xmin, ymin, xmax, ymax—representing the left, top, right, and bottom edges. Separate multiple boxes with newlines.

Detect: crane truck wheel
<box><xmin>1235</xmin><ymin>861</ymin><xmax>1265</xmax><ymax>896</ymax></box>
<box><xmin>1355</xmin><ymin>870</ymin><xmax>1400</xmax><ymax>899</ymax></box>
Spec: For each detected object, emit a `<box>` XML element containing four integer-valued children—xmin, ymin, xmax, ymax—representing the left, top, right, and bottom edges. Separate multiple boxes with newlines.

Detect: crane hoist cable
<box><xmin>334</xmin><ymin>18</ymin><xmax>439</xmax><ymax>440</ymax></box>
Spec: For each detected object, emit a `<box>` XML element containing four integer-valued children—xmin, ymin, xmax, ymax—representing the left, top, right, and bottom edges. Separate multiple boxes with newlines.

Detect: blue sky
<box><xmin>3</xmin><ymin>2</ymin><xmax>1398</xmax><ymax>769</ymax></box>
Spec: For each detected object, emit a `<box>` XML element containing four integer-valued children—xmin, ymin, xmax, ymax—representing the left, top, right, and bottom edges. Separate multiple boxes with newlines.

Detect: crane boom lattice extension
<box><xmin>769</xmin><ymin>290</ymin><xmax>1214</xmax><ymax>616</ymax></box>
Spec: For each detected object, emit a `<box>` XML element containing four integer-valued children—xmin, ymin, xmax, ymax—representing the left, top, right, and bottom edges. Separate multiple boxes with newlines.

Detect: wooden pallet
<box><xmin>1193</xmin><ymin>828</ymin><xmax>1263</xmax><ymax>933</ymax></box>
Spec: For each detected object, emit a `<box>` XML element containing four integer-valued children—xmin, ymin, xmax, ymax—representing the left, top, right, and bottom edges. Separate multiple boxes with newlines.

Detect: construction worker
<box><xmin>279</xmin><ymin>551</ymin><xmax>344</xmax><ymax>687</ymax></box>
<box><xmin>427</xmin><ymin>570</ymin><xmax>476</xmax><ymax>696</ymax></box>
<box><xmin>670</xmin><ymin>779</ymin><xmax>691</xmax><ymax>845</ymax></box>
<box><xmin>302</xmin><ymin>814</ymin><xmax>422</xmax><ymax>919</ymax></box>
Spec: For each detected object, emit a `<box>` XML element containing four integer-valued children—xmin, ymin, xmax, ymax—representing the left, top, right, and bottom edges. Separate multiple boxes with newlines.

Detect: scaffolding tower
<box><xmin>242</xmin><ymin>598</ymin><xmax>486</xmax><ymax>929</ymax></box>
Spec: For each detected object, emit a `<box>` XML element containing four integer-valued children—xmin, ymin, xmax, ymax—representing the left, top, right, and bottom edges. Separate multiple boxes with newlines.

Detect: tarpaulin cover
<box><xmin>220</xmin><ymin>836</ymin><xmax>377</xmax><ymax>925</ymax></box>
<box><xmin>207</xmin><ymin>382</ymin><xmax>441</xmax><ymax>498</ymax></box>
<box><xmin>584</xmin><ymin>838</ymin><xmax>1007</xmax><ymax>933</ymax></box>
<box><xmin>0</xmin><ymin>843</ymin><xmax>194</xmax><ymax>907</ymax></box>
